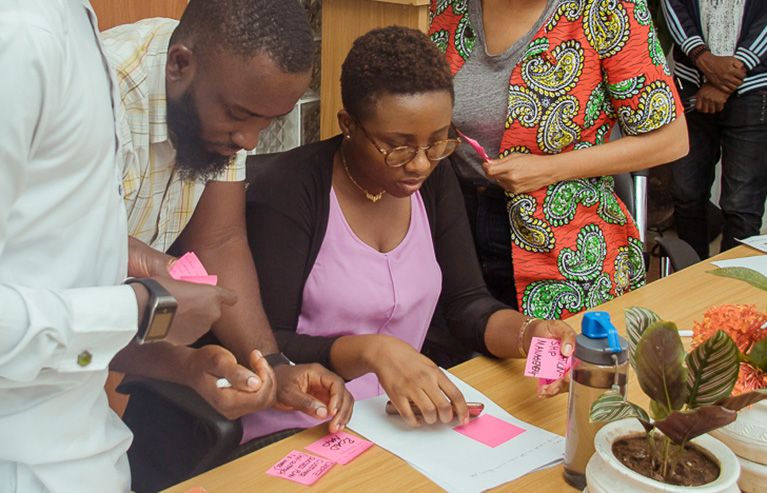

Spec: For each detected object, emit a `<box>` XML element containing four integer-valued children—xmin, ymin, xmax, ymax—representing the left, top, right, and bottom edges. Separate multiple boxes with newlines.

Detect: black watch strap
<box><xmin>264</xmin><ymin>352</ymin><xmax>294</xmax><ymax>369</ymax></box>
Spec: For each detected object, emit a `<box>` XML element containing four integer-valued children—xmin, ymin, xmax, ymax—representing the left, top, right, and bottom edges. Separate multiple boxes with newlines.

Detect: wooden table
<box><xmin>165</xmin><ymin>246</ymin><xmax>767</xmax><ymax>492</ymax></box>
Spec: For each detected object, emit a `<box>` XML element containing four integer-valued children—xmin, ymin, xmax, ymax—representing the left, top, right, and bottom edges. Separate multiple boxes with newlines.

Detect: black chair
<box><xmin>613</xmin><ymin>169</ymin><xmax>651</xmax><ymax>270</ymax></box>
<box><xmin>610</xmin><ymin>122</ymin><xmax>701</xmax><ymax>278</ymax></box>
<box><xmin>118</xmin><ymin>377</ymin><xmax>242</xmax><ymax>493</ymax></box>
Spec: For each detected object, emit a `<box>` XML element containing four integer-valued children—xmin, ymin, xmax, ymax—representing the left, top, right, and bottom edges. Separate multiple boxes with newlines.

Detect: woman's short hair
<box><xmin>341</xmin><ymin>25</ymin><xmax>454</xmax><ymax>121</ymax></box>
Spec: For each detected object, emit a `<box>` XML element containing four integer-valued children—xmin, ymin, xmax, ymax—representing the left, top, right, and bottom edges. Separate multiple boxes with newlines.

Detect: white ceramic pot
<box><xmin>736</xmin><ymin>455</ymin><xmax>767</xmax><ymax>493</ymax></box>
<box><xmin>584</xmin><ymin>419</ymin><xmax>741</xmax><ymax>493</ymax></box>
<box><xmin>709</xmin><ymin>401</ymin><xmax>767</xmax><ymax>493</ymax></box>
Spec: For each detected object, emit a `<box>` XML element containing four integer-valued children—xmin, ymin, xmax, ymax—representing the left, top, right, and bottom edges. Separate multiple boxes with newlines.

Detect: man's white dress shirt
<box><xmin>0</xmin><ymin>1</ymin><xmax>138</xmax><ymax>491</ymax></box>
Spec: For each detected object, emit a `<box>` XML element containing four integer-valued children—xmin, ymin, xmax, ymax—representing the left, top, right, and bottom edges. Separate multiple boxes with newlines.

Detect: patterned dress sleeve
<box><xmin>595</xmin><ymin>0</ymin><xmax>683</xmax><ymax>135</ymax></box>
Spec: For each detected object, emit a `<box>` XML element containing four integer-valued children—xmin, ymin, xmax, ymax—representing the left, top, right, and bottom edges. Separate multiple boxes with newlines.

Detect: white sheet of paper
<box><xmin>710</xmin><ymin>254</ymin><xmax>767</xmax><ymax>277</ymax></box>
<box><xmin>347</xmin><ymin>372</ymin><xmax>564</xmax><ymax>493</ymax></box>
<box><xmin>738</xmin><ymin>235</ymin><xmax>767</xmax><ymax>253</ymax></box>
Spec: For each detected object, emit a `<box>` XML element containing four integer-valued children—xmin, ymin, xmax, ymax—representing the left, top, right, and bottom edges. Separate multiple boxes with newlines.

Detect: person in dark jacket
<box><xmin>662</xmin><ymin>0</ymin><xmax>767</xmax><ymax>258</ymax></box>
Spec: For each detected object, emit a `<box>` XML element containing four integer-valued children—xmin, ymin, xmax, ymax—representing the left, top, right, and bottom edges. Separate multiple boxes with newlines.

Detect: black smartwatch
<box><xmin>264</xmin><ymin>352</ymin><xmax>295</xmax><ymax>369</ymax></box>
<box><xmin>126</xmin><ymin>278</ymin><xmax>178</xmax><ymax>344</ymax></box>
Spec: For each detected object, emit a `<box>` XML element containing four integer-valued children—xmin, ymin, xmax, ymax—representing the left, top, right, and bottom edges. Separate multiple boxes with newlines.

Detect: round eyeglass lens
<box><xmin>426</xmin><ymin>140</ymin><xmax>457</xmax><ymax>160</ymax></box>
<box><xmin>386</xmin><ymin>148</ymin><xmax>418</xmax><ymax>167</ymax></box>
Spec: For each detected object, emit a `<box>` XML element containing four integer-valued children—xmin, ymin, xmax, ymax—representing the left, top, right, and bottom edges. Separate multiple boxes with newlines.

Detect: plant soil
<box><xmin>612</xmin><ymin>434</ymin><xmax>720</xmax><ymax>486</ymax></box>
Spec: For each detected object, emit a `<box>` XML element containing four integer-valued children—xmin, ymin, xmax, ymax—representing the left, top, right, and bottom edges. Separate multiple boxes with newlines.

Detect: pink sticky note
<box><xmin>169</xmin><ymin>252</ymin><xmax>209</xmax><ymax>279</ymax></box>
<box><xmin>265</xmin><ymin>450</ymin><xmax>335</xmax><ymax>485</ymax></box>
<box><xmin>453</xmin><ymin>414</ymin><xmax>526</xmax><ymax>448</ymax></box>
<box><xmin>524</xmin><ymin>337</ymin><xmax>572</xmax><ymax>380</ymax></box>
<box><xmin>305</xmin><ymin>431</ymin><xmax>373</xmax><ymax>465</ymax></box>
<box><xmin>455</xmin><ymin>128</ymin><xmax>491</xmax><ymax>161</ymax></box>
<box><xmin>180</xmin><ymin>275</ymin><xmax>218</xmax><ymax>286</ymax></box>
<box><xmin>182</xmin><ymin>488</ymin><xmax>208</xmax><ymax>493</ymax></box>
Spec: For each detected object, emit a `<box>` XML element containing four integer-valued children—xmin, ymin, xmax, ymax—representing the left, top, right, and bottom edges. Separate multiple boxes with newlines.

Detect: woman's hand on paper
<box><xmin>372</xmin><ymin>336</ymin><xmax>470</xmax><ymax>427</ymax></box>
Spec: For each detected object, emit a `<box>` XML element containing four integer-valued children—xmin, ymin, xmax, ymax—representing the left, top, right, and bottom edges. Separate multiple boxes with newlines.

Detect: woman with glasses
<box><xmin>238</xmin><ymin>26</ymin><xmax>576</xmax><ymax>441</ymax></box>
<box><xmin>429</xmin><ymin>0</ymin><xmax>689</xmax><ymax>320</ymax></box>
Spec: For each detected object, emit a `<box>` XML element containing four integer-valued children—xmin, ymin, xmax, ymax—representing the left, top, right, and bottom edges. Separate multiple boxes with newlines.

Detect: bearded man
<box><xmin>103</xmin><ymin>0</ymin><xmax>353</xmax><ymax>487</ymax></box>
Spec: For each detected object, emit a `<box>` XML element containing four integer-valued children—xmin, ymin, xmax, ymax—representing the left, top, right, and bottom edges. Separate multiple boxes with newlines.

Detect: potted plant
<box><xmin>690</xmin><ymin>303</ymin><xmax>767</xmax><ymax>492</ymax></box>
<box><xmin>585</xmin><ymin>306</ymin><xmax>767</xmax><ymax>492</ymax></box>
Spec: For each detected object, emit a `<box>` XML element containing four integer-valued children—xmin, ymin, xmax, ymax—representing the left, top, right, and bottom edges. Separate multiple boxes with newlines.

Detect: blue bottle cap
<box><xmin>575</xmin><ymin>311</ymin><xmax>628</xmax><ymax>365</ymax></box>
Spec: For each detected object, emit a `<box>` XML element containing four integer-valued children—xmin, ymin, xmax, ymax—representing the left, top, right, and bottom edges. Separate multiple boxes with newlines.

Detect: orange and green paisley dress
<box><xmin>429</xmin><ymin>0</ymin><xmax>683</xmax><ymax>319</ymax></box>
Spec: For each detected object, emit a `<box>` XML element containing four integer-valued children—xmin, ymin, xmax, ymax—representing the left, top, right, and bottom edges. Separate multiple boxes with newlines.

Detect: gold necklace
<box><xmin>341</xmin><ymin>147</ymin><xmax>385</xmax><ymax>203</ymax></box>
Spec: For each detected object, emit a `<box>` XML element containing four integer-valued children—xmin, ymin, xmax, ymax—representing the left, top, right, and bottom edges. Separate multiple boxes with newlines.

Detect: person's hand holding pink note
<box><xmin>266</xmin><ymin>451</ymin><xmax>335</xmax><ymax>485</ymax></box>
<box><xmin>454</xmin><ymin>128</ymin><xmax>490</xmax><ymax>162</ymax></box>
<box><xmin>524</xmin><ymin>337</ymin><xmax>572</xmax><ymax>389</ymax></box>
<box><xmin>305</xmin><ymin>431</ymin><xmax>373</xmax><ymax>465</ymax></box>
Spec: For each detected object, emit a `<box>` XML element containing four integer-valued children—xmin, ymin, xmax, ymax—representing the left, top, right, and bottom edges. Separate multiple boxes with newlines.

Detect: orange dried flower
<box><xmin>691</xmin><ymin>304</ymin><xmax>767</xmax><ymax>352</ymax></box>
<box><xmin>734</xmin><ymin>363</ymin><xmax>767</xmax><ymax>395</ymax></box>
<box><xmin>691</xmin><ymin>304</ymin><xmax>767</xmax><ymax>395</ymax></box>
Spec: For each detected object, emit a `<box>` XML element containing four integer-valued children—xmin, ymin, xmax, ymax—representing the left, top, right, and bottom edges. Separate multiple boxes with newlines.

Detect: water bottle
<box><xmin>563</xmin><ymin>311</ymin><xmax>629</xmax><ymax>489</ymax></box>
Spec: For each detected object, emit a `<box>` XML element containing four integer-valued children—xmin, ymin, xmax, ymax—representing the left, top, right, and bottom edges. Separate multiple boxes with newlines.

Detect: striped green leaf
<box><xmin>635</xmin><ymin>321</ymin><xmax>688</xmax><ymax>411</ymax></box>
<box><xmin>685</xmin><ymin>329</ymin><xmax>739</xmax><ymax>408</ymax></box>
<box><xmin>590</xmin><ymin>389</ymin><xmax>650</xmax><ymax>423</ymax></box>
<box><xmin>624</xmin><ymin>306</ymin><xmax>661</xmax><ymax>371</ymax></box>
<box><xmin>707</xmin><ymin>267</ymin><xmax>767</xmax><ymax>291</ymax></box>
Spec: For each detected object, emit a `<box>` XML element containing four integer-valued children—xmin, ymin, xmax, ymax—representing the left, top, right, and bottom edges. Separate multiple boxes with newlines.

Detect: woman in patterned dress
<box><xmin>429</xmin><ymin>0</ymin><xmax>688</xmax><ymax>320</ymax></box>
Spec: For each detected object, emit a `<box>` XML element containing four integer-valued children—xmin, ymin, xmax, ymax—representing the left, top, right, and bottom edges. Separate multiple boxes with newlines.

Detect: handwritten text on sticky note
<box><xmin>169</xmin><ymin>252</ymin><xmax>218</xmax><ymax>286</ymax></box>
<box><xmin>265</xmin><ymin>451</ymin><xmax>334</xmax><ymax>485</ymax></box>
<box><xmin>305</xmin><ymin>431</ymin><xmax>373</xmax><ymax>465</ymax></box>
<box><xmin>453</xmin><ymin>414</ymin><xmax>526</xmax><ymax>448</ymax></box>
<box><xmin>524</xmin><ymin>337</ymin><xmax>571</xmax><ymax>380</ymax></box>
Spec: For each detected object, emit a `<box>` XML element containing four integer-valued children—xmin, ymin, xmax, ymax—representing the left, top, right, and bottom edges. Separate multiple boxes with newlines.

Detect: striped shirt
<box><xmin>101</xmin><ymin>18</ymin><xmax>246</xmax><ymax>252</ymax></box>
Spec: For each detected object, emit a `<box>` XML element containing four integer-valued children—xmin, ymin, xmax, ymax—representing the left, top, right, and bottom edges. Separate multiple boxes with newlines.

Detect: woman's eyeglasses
<box><xmin>352</xmin><ymin>116</ymin><xmax>461</xmax><ymax>167</ymax></box>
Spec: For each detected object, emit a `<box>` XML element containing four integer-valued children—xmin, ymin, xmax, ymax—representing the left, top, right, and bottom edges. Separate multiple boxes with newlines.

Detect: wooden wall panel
<box><xmin>90</xmin><ymin>0</ymin><xmax>188</xmax><ymax>31</ymax></box>
<box><xmin>320</xmin><ymin>0</ymin><xmax>430</xmax><ymax>138</ymax></box>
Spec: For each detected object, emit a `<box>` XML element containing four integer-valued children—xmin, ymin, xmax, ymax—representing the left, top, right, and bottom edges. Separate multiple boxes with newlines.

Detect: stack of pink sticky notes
<box><xmin>524</xmin><ymin>337</ymin><xmax>572</xmax><ymax>389</ymax></box>
<box><xmin>168</xmin><ymin>252</ymin><xmax>218</xmax><ymax>286</ymax></box>
<box><xmin>266</xmin><ymin>431</ymin><xmax>373</xmax><ymax>486</ymax></box>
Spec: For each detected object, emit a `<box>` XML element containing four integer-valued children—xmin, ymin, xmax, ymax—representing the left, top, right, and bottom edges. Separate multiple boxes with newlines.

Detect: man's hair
<box><xmin>341</xmin><ymin>26</ymin><xmax>454</xmax><ymax>121</ymax></box>
<box><xmin>171</xmin><ymin>0</ymin><xmax>314</xmax><ymax>73</ymax></box>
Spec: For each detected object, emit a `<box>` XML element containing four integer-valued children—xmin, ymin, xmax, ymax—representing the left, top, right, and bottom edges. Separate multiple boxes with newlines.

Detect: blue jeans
<box><xmin>671</xmin><ymin>86</ymin><xmax>767</xmax><ymax>259</ymax></box>
<box><xmin>459</xmin><ymin>181</ymin><xmax>518</xmax><ymax>310</ymax></box>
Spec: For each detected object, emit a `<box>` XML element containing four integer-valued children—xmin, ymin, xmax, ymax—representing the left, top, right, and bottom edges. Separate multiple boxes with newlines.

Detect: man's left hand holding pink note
<box><xmin>169</xmin><ymin>252</ymin><xmax>218</xmax><ymax>286</ymax></box>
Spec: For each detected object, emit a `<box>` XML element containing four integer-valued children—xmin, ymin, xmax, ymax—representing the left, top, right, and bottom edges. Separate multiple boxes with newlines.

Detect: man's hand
<box><xmin>695</xmin><ymin>52</ymin><xmax>746</xmax><ymax>93</ymax></box>
<box><xmin>183</xmin><ymin>346</ymin><xmax>277</xmax><ymax>420</ymax></box>
<box><xmin>128</xmin><ymin>235</ymin><xmax>177</xmax><ymax>278</ymax></box>
<box><xmin>695</xmin><ymin>83</ymin><xmax>730</xmax><ymax>114</ymax></box>
<box><xmin>272</xmin><ymin>363</ymin><xmax>354</xmax><ymax>433</ymax></box>
<box><xmin>152</xmin><ymin>277</ymin><xmax>238</xmax><ymax>345</ymax></box>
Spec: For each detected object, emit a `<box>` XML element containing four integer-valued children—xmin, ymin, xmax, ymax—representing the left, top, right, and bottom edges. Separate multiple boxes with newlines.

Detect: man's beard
<box><xmin>166</xmin><ymin>86</ymin><xmax>235</xmax><ymax>182</ymax></box>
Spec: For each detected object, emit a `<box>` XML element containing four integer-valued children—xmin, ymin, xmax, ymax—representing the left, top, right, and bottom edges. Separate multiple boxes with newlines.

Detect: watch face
<box><xmin>144</xmin><ymin>304</ymin><xmax>175</xmax><ymax>342</ymax></box>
